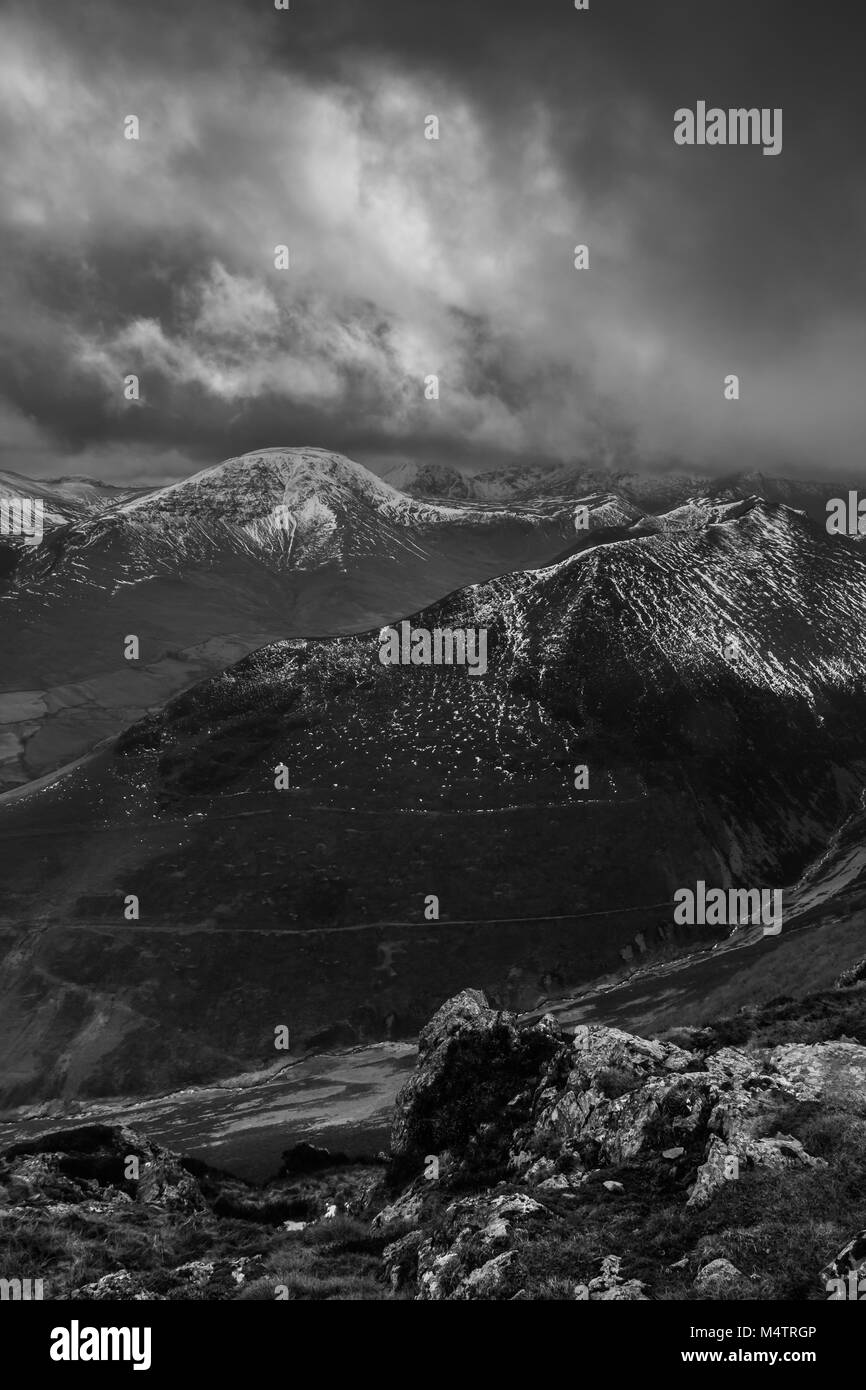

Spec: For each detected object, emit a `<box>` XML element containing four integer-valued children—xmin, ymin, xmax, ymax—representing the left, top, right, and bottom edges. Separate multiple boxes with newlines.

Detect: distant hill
<box><xmin>382</xmin><ymin>459</ymin><xmax>846</xmax><ymax>526</ymax></box>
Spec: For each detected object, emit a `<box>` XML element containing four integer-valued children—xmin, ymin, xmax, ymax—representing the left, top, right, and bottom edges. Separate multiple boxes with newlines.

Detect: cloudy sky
<box><xmin>0</xmin><ymin>0</ymin><xmax>863</xmax><ymax>485</ymax></box>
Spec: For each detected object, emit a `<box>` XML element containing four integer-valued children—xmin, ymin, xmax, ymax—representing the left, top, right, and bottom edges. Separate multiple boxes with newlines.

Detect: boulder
<box><xmin>694</xmin><ymin>1258</ymin><xmax>744</xmax><ymax>1292</ymax></box>
<box><xmin>531</xmin><ymin>1036</ymin><xmax>710</xmax><ymax>1166</ymax></box>
<box><xmin>570</xmin><ymin>1024</ymin><xmax>694</xmax><ymax>1078</ymax></box>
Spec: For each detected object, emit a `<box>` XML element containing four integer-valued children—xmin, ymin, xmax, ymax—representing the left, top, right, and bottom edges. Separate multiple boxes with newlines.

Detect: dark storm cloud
<box><xmin>0</xmin><ymin>0</ymin><xmax>864</xmax><ymax>483</ymax></box>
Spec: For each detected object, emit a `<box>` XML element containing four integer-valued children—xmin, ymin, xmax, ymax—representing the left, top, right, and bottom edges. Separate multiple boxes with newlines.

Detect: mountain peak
<box><xmin>119</xmin><ymin>447</ymin><xmax>405</xmax><ymax>518</ymax></box>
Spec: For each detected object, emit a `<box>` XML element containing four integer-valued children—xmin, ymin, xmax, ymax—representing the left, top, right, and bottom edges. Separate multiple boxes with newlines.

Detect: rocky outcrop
<box><xmin>68</xmin><ymin>1260</ymin><xmax>281</xmax><ymax>1302</ymax></box>
<box><xmin>0</xmin><ymin>1124</ymin><xmax>206</xmax><ymax>1214</ymax></box>
<box><xmin>835</xmin><ymin>957</ymin><xmax>866</xmax><ymax>989</ymax></box>
<box><xmin>391</xmin><ymin>994</ymin><xmax>841</xmax><ymax>1200</ymax></box>
<box><xmin>390</xmin><ymin>990</ymin><xmax>561</xmax><ymax>1179</ymax></box>
<box><xmin>3</xmin><ymin>992</ymin><xmax>860</xmax><ymax>1302</ymax></box>
<box><xmin>380</xmin><ymin>990</ymin><xmax>865</xmax><ymax>1299</ymax></box>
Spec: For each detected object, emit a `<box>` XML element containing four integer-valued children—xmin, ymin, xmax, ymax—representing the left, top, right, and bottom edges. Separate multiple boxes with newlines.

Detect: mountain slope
<box><xmin>2</xmin><ymin>499</ymin><xmax>866</xmax><ymax>1107</ymax></box>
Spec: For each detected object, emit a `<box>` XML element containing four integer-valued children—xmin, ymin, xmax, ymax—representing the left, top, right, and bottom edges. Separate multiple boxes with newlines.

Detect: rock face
<box><xmin>380</xmin><ymin>991</ymin><xmax>865</xmax><ymax>1299</ymax></box>
<box><xmin>391</xmin><ymin>990</ymin><xmax>561</xmax><ymax>1178</ymax></box>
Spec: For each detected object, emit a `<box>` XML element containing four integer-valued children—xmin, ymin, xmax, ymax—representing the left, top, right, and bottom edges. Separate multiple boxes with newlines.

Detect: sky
<box><xmin>0</xmin><ymin>0</ymin><xmax>864</xmax><ymax>486</ymax></box>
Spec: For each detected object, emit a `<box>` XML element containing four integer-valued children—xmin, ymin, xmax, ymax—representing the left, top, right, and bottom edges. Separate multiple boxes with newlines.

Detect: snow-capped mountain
<box><xmin>382</xmin><ymin>459</ymin><xmax>852</xmax><ymax>527</ymax></box>
<box><xmin>0</xmin><ymin>448</ymin><xmax>616</xmax><ymax>789</ymax></box>
<box><xmin>0</xmin><ymin>470</ymin><xmax>148</xmax><ymax>581</ymax></box>
<box><xmin>0</xmin><ymin>472</ymin><xmax>78</xmax><ymax>532</ymax></box>
<box><xmin>11</xmin><ymin>447</ymin><xmax>603</xmax><ymax>594</ymax></box>
<box><xmin>3</xmin><ymin>496</ymin><xmax>866</xmax><ymax>1105</ymax></box>
<box><xmin>0</xmin><ymin>469</ymin><xmax>138</xmax><ymax>521</ymax></box>
<box><xmin>120</xmin><ymin>497</ymin><xmax>866</xmax><ymax>833</ymax></box>
<box><xmin>0</xmin><ymin>469</ymin><xmax>143</xmax><ymax>536</ymax></box>
<box><xmin>0</xmin><ymin>447</ymin><xmax>855</xmax><ymax>795</ymax></box>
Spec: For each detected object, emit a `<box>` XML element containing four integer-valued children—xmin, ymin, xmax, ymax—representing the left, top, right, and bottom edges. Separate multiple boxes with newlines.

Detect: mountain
<box><xmin>0</xmin><ymin>469</ymin><xmax>145</xmax><ymax>579</ymax></box>
<box><xmin>0</xmin><ymin>472</ymin><xmax>79</xmax><ymax>534</ymax></box>
<box><xmin>380</xmin><ymin>458</ymin><xmax>697</xmax><ymax>506</ymax></box>
<box><xmin>0</xmin><ymin>469</ymin><xmax>139</xmax><ymax>523</ymax></box>
<box><xmin>13</xmin><ymin>447</ymin><xmax>607</xmax><ymax>593</ymax></box>
<box><xmin>0</xmin><ymin>448</ymin><xmax>598</xmax><ymax>789</ymax></box>
<box><xmin>0</xmin><ymin>469</ymin><xmax>143</xmax><ymax>535</ymax></box>
<box><xmin>382</xmin><ymin>460</ymin><xmax>852</xmax><ymax>528</ymax></box>
<box><xmin>5</xmin><ymin>448</ymin><xmax>847</xmax><ymax>791</ymax></box>
<box><xmin>2</xmin><ymin>497</ymin><xmax>866</xmax><ymax>1108</ymax></box>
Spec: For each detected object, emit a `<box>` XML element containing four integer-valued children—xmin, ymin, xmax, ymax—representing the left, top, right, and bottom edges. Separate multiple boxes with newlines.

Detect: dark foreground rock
<box><xmin>390</xmin><ymin>988</ymin><xmax>561</xmax><ymax>1179</ymax></box>
<box><xmin>1</xmin><ymin>1123</ymin><xmax>206</xmax><ymax>1213</ymax></box>
<box><xmin>279</xmin><ymin>1142</ymin><xmax>351</xmax><ymax>1175</ymax></box>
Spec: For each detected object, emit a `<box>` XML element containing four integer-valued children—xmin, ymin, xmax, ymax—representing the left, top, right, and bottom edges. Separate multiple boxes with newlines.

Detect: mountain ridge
<box><xmin>2</xmin><ymin>497</ymin><xmax>866</xmax><ymax>1107</ymax></box>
